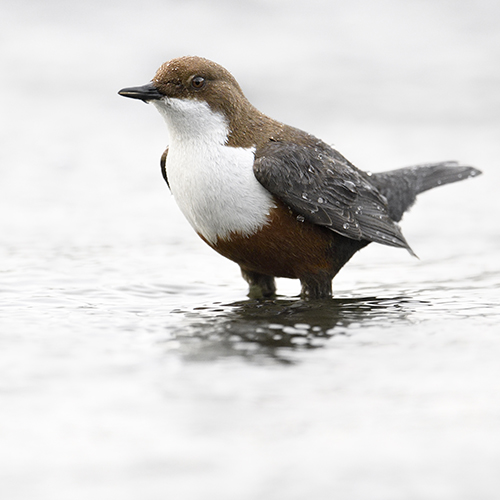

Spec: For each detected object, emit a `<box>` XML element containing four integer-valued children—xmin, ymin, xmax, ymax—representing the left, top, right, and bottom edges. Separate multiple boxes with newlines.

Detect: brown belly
<box><xmin>199</xmin><ymin>201</ymin><xmax>367</xmax><ymax>279</ymax></box>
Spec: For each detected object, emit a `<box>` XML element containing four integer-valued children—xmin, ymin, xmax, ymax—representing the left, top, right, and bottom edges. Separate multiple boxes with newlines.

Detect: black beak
<box><xmin>118</xmin><ymin>82</ymin><xmax>163</xmax><ymax>103</ymax></box>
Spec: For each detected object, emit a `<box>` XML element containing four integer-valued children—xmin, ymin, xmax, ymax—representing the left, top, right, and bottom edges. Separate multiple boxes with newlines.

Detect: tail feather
<box><xmin>371</xmin><ymin>161</ymin><xmax>481</xmax><ymax>222</ymax></box>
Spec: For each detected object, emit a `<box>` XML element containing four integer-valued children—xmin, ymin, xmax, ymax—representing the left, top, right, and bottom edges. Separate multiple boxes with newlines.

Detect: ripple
<box><xmin>161</xmin><ymin>296</ymin><xmax>429</xmax><ymax>363</ymax></box>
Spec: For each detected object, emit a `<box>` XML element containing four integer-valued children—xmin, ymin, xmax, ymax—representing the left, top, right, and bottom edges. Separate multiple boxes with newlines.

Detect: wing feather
<box><xmin>253</xmin><ymin>141</ymin><xmax>415</xmax><ymax>255</ymax></box>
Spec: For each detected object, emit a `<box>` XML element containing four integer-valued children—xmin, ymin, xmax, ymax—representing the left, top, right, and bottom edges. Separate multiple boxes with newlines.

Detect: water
<box><xmin>2</xmin><ymin>0</ymin><xmax>500</xmax><ymax>499</ymax></box>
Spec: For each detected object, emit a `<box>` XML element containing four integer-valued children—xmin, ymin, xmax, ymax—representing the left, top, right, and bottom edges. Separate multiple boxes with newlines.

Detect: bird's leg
<box><xmin>240</xmin><ymin>268</ymin><xmax>277</xmax><ymax>299</ymax></box>
<box><xmin>300</xmin><ymin>272</ymin><xmax>333</xmax><ymax>300</ymax></box>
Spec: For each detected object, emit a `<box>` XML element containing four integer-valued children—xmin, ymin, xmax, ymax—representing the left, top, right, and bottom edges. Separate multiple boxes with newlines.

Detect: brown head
<box><xmin>152</xmin><ymin>56</ymin><xmax>245</xmax><ymax>107</ymax></box>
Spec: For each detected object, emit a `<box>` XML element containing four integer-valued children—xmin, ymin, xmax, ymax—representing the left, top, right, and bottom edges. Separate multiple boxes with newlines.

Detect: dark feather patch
<box><xmin>160</xmin><ymin>147</ymin><xmax>169</xmax><ymax>188</ymax></box>
<box><xmin>253</xmin><ymin>141</ymin><xmax>415</xmax><ymax>255</ymax></box>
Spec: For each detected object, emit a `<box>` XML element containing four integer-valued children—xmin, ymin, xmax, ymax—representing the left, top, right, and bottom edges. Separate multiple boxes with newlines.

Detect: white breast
<box><xmin>153</xmin><ymin>97</ymin><xmax>275</xmax><ymax>244</ymax></box>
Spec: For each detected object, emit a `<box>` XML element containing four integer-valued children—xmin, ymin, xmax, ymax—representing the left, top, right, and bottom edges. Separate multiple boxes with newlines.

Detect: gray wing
<box><xmin>160</xmin><ymin>147</ymin><xmax>169</xmax><ymax>188</ymax></box>
<box><xmin>253</xmin><ymin>140</ymin><xmax>415</xmax><ymax>255</ymax></box>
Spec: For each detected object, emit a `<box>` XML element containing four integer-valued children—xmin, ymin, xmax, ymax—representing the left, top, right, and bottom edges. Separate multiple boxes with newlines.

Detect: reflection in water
<box><xmin>166</xmin><ymin>296</ymin><xmax>427</xmax><ymax>363</ymax></box>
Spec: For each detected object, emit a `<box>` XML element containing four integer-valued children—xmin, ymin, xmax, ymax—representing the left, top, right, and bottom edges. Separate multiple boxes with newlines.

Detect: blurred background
<box><xmin>1</xmin><ymin>0</ymin><xmax>499</xmax><ymax>499</ymax></box>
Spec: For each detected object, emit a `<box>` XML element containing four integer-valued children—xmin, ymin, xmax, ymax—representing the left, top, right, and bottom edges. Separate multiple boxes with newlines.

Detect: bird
<box><xmin>118</xmin><ymin>56</ymin><xmax>481</xmax><ymax>300</ymax></box>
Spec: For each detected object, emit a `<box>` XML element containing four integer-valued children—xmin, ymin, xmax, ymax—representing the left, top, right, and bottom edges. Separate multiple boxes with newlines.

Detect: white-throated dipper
<box><xmin>119</xmin><ymin>56</ymin><xmax>481</xmax><ymax>299</ymax></box>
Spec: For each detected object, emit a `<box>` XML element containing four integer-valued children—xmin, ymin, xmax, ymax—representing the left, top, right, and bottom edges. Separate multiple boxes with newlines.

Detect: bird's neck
<box><xmin>153</xmin><ymin>95</ymin><xmax>300</xmax><ymax>151</ymax></box>
<box><xmin>153</xmin><ymin>98</ymin><xmax>229</xmax><ymax>146</ymax></box>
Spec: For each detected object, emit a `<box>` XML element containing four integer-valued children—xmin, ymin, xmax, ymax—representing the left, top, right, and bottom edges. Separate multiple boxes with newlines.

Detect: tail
<box><xmin>370</xmin><ymin>161</ymin><xmax>482</xmax><ymax>222</ymax></box>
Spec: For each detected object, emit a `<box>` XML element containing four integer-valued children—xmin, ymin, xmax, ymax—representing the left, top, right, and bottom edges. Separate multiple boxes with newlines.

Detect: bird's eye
<box><xmin>191</xmin><ymin>76</ymin><xmax>206</xmax><ymax>89</ymax></box>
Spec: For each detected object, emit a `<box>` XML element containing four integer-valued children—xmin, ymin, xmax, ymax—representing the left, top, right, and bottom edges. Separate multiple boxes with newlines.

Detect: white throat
<box><xmin>152</xmin><ymin>97</ymin><xmax>275</xmax><ymax>244</ymax></box>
